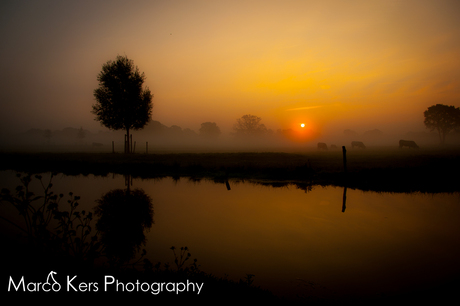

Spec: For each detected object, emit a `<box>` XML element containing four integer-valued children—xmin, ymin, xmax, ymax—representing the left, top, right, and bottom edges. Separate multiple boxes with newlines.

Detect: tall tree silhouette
<box><xmin>92</xmin><ymin>55</ymin><xmax>153</xmax><ymax>153</ymax></box>
<box><xmin>424</xmin><ymin>104</ymin><xmax>460</xmax><ymax>144</ymax></box>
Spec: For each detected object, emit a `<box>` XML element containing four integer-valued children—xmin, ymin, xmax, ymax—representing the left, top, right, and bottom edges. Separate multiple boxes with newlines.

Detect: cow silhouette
<box><xmin>399</xmin><ymin>140</ymin><xmax>419</xmax><ymax>149</ymax></box>
<box><xmin>351</xmin><ymin>141</ymin><xmax>366</xmax><ymax>149</ymax></box>
<box><xmin>317</xmin><ymin>142</ymin><xmax>328</xmax><ymax>150</ymax></box>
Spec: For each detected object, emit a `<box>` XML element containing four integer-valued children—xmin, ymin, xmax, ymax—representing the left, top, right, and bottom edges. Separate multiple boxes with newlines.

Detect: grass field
<box><xmin>1</xmin><ymin>146</ymin><xmax>459</xmax><ymax>192</ymax></box>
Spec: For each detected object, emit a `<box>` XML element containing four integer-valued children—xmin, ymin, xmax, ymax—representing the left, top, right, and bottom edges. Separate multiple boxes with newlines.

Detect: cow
<box><xmin>399</xmin><ymin>140</ymin><xmax>419</xmax><ymax>149</ymax></box>
<box><xmin>317</xmin><ymin>142</ymin><xmax>328</xmax><ymax>150</ymax></box>
<box><xmin>351</xmin><ymin>141</ymin><xmax>366</xmax><ymax>149</ymax></box>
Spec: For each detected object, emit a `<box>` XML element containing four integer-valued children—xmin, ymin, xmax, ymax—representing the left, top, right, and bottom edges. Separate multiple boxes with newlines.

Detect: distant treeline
<box><xmin>1</xmin><ymin>119</ymin><xmax>455</xmax><ymax>152</ymax></box>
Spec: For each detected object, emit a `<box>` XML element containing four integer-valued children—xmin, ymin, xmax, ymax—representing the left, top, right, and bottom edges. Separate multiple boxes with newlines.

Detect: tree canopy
<box><xmin>92</xmin><ymin>55</ymin><xmax>153</xmax><ymax>152</ymax></box>
<box><xmin>199</xmin><ymin>122</ymin><xmax>221</xmax><ymax>138</ymax></box>
<box><xmin>233</xmin><ymin>114</ymin><xmax>267</xmax><ymax>137</ymax></box>
<box><xmin>424</xmin><ymin>104</ymin><xmax>460</xmax><ymax>144</ymax></box>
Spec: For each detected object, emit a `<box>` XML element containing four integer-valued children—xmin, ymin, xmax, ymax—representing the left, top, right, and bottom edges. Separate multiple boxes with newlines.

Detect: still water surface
<box><xmin>1</xmin><ymin>171</ymin><xmax>459</xmax><ymax>300</ymax></box>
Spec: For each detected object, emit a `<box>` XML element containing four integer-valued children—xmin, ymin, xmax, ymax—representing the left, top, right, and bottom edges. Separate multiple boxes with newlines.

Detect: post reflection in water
<box><xmin>342</xmin><ymin>186</ymin><xmax>347</xmax><ymax>213</ymax></box>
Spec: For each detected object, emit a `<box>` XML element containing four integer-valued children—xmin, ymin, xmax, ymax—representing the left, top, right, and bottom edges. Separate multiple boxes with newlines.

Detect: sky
<box><xmin>1</xmin><ymin>0</ymin><xmax>460</xmax><ymax>139</ymax></box>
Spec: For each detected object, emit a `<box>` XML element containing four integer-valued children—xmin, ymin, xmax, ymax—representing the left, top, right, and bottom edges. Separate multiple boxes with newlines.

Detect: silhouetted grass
<box><xmin>1</xmin><ymin>147</ymin><xmax>459</xmax><ymax>192</ymax></box>
<box><xmin>1</xmin><ymin>174</ymin><xmax>280</xmax><ymax>303</ymax></box>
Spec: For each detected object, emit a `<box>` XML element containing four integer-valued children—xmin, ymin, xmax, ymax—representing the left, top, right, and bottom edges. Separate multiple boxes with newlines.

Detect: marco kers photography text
<box><xmin>7</xmin><ymin>271</ymin><xmax>204</xmax><ymax>296</ymax></box>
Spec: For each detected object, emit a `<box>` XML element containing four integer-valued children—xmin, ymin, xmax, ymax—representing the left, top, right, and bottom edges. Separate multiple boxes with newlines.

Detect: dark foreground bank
<box><xmin>2</xmin><ymin>149</ymin><xmax>460</xmax><ymax>305</ymax></box>
<box><xmin>2</xmin><ymin>230</ymin><xmax>458</xmax><ymax>305</ymax></box>
<box><xmin>1</xmin><ymin>149</ymin><xmax>459</xmax><ymax>192</ymax></box>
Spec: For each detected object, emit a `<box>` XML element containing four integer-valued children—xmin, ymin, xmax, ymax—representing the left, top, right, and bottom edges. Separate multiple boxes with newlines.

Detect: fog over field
<box><xmin>0</xmin><ymin>120</ymin><xmax>451</xmax><ymax>154</ymax></box>
<box><xmin>1</xmin><ymin>1</ymin><xmax>459</xmax><ymax>152</ymax></box>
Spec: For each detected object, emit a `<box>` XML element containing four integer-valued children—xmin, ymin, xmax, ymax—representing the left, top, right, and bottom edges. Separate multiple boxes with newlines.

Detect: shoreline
<box><xmin>1</xmin><ymin>150</ymin><xmax>459</xmax><ymax>193</ymax></box>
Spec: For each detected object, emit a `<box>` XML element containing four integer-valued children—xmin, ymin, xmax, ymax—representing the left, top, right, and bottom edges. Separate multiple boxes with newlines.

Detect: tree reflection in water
<box><xmin>94</xmin><ymin>187</ymin><xmax>154</xmax><ymax>268</ymax></box>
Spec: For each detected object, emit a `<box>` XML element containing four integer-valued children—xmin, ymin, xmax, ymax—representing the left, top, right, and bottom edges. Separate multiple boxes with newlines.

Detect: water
<box><xmin>1</xmin><ymin>170</ymin><xmax>459</xmax><ymax>301</ymax></box>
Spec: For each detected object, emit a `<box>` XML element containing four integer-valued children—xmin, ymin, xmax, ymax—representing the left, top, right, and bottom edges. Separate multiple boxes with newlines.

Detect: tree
<box><xmin>424</xmin><ymin>104</ymin><xmax>460</xmax><ymax>144</ymax></box>
<box><xmin>199</xmin><ymin>122</ymin><xmax>221</xmax><ymax>138</ymax></box>
<box><xmin>77</xmin><ymin>127</ymin><xmax>86</xmax><ymax>141</ymax></box>
<box><xmin>92</xmin><ymin>55</ymin><xmax>153</xmax><ymax>153</ymax></box>
<box><xmin>233</xmin><ymin>114</ymin><xmax>267</xmax><ymax>137</ymax></box>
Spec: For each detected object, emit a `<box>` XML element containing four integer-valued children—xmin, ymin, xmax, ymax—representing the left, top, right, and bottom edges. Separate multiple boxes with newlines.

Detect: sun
<box><xmin>300</xmin><ymin>123</ymin><xmax>305</xmax><ymax>128</ymax></box>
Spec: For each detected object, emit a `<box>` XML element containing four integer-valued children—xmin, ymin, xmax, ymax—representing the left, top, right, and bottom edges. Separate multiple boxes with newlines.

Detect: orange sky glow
<box><xmin>1</xmin><ymin>0</ymin><xmax>459</xmax><ymax>142</ymax></box>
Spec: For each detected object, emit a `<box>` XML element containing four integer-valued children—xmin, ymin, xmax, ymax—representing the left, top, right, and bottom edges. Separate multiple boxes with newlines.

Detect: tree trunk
<box><xmin>437</xmin><ymin>128</ymin><xmax>443</xmax><ymax>145</ymax></box>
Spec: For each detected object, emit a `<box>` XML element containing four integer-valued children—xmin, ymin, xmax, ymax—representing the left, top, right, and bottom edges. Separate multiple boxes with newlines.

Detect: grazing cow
<box><xmin>330</xmin><ymin>144</ymin><xmax>338</xmax><ymax>149</ymax></box>
<box><xmin>317</xmin><ymin>142</ymin><xmax>328</xmax><ymax>150</ymax></box>
<box><xmin>399</xmin><ymin>140</ymin><xmax>419</xmax><ymax>149</ymax></box>
<box><xmin>351</xmin><ymin>141</ymin><xmax>366</xmax><ymax>149</ymax></box>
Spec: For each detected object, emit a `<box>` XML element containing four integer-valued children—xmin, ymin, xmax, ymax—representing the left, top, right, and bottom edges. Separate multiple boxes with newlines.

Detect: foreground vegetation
<box><xmin>1</xmin><ymin>147</ymin><xmax>459</xmax><ymax>192</ymax></box>
<box><xmin>1</xmin><ymin>173</ymin><xmax>279</xmax><ymax>303</ymax></box>
<box><xmin>2</xmin><ymin>150</ymin><xmax>459</xmax><ymax>304</ymax></box>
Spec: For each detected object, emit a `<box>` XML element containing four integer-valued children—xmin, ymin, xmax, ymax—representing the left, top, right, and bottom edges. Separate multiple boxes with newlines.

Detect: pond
<box><xmin>1</xmin><ymin>170</ymin><xmax>459</xmax><ymax>302</ymax></box>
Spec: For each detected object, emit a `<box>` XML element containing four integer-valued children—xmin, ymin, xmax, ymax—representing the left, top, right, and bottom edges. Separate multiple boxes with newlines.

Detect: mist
<box><xmin>1</xmin><ymin>0</ymin><xmax>460</xmax><ymax>151</ymax></box>
<box><xmin>0</xmin><ymin>117</ymin><xmax>450</xmax><ymax>154</ymax></box>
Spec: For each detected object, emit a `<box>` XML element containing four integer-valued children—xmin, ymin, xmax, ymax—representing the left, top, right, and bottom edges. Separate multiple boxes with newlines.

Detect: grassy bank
<box><xmin>1</xmin><ymin>148</ymin><xmax>459</xmax><ymax>192</ymax></box>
